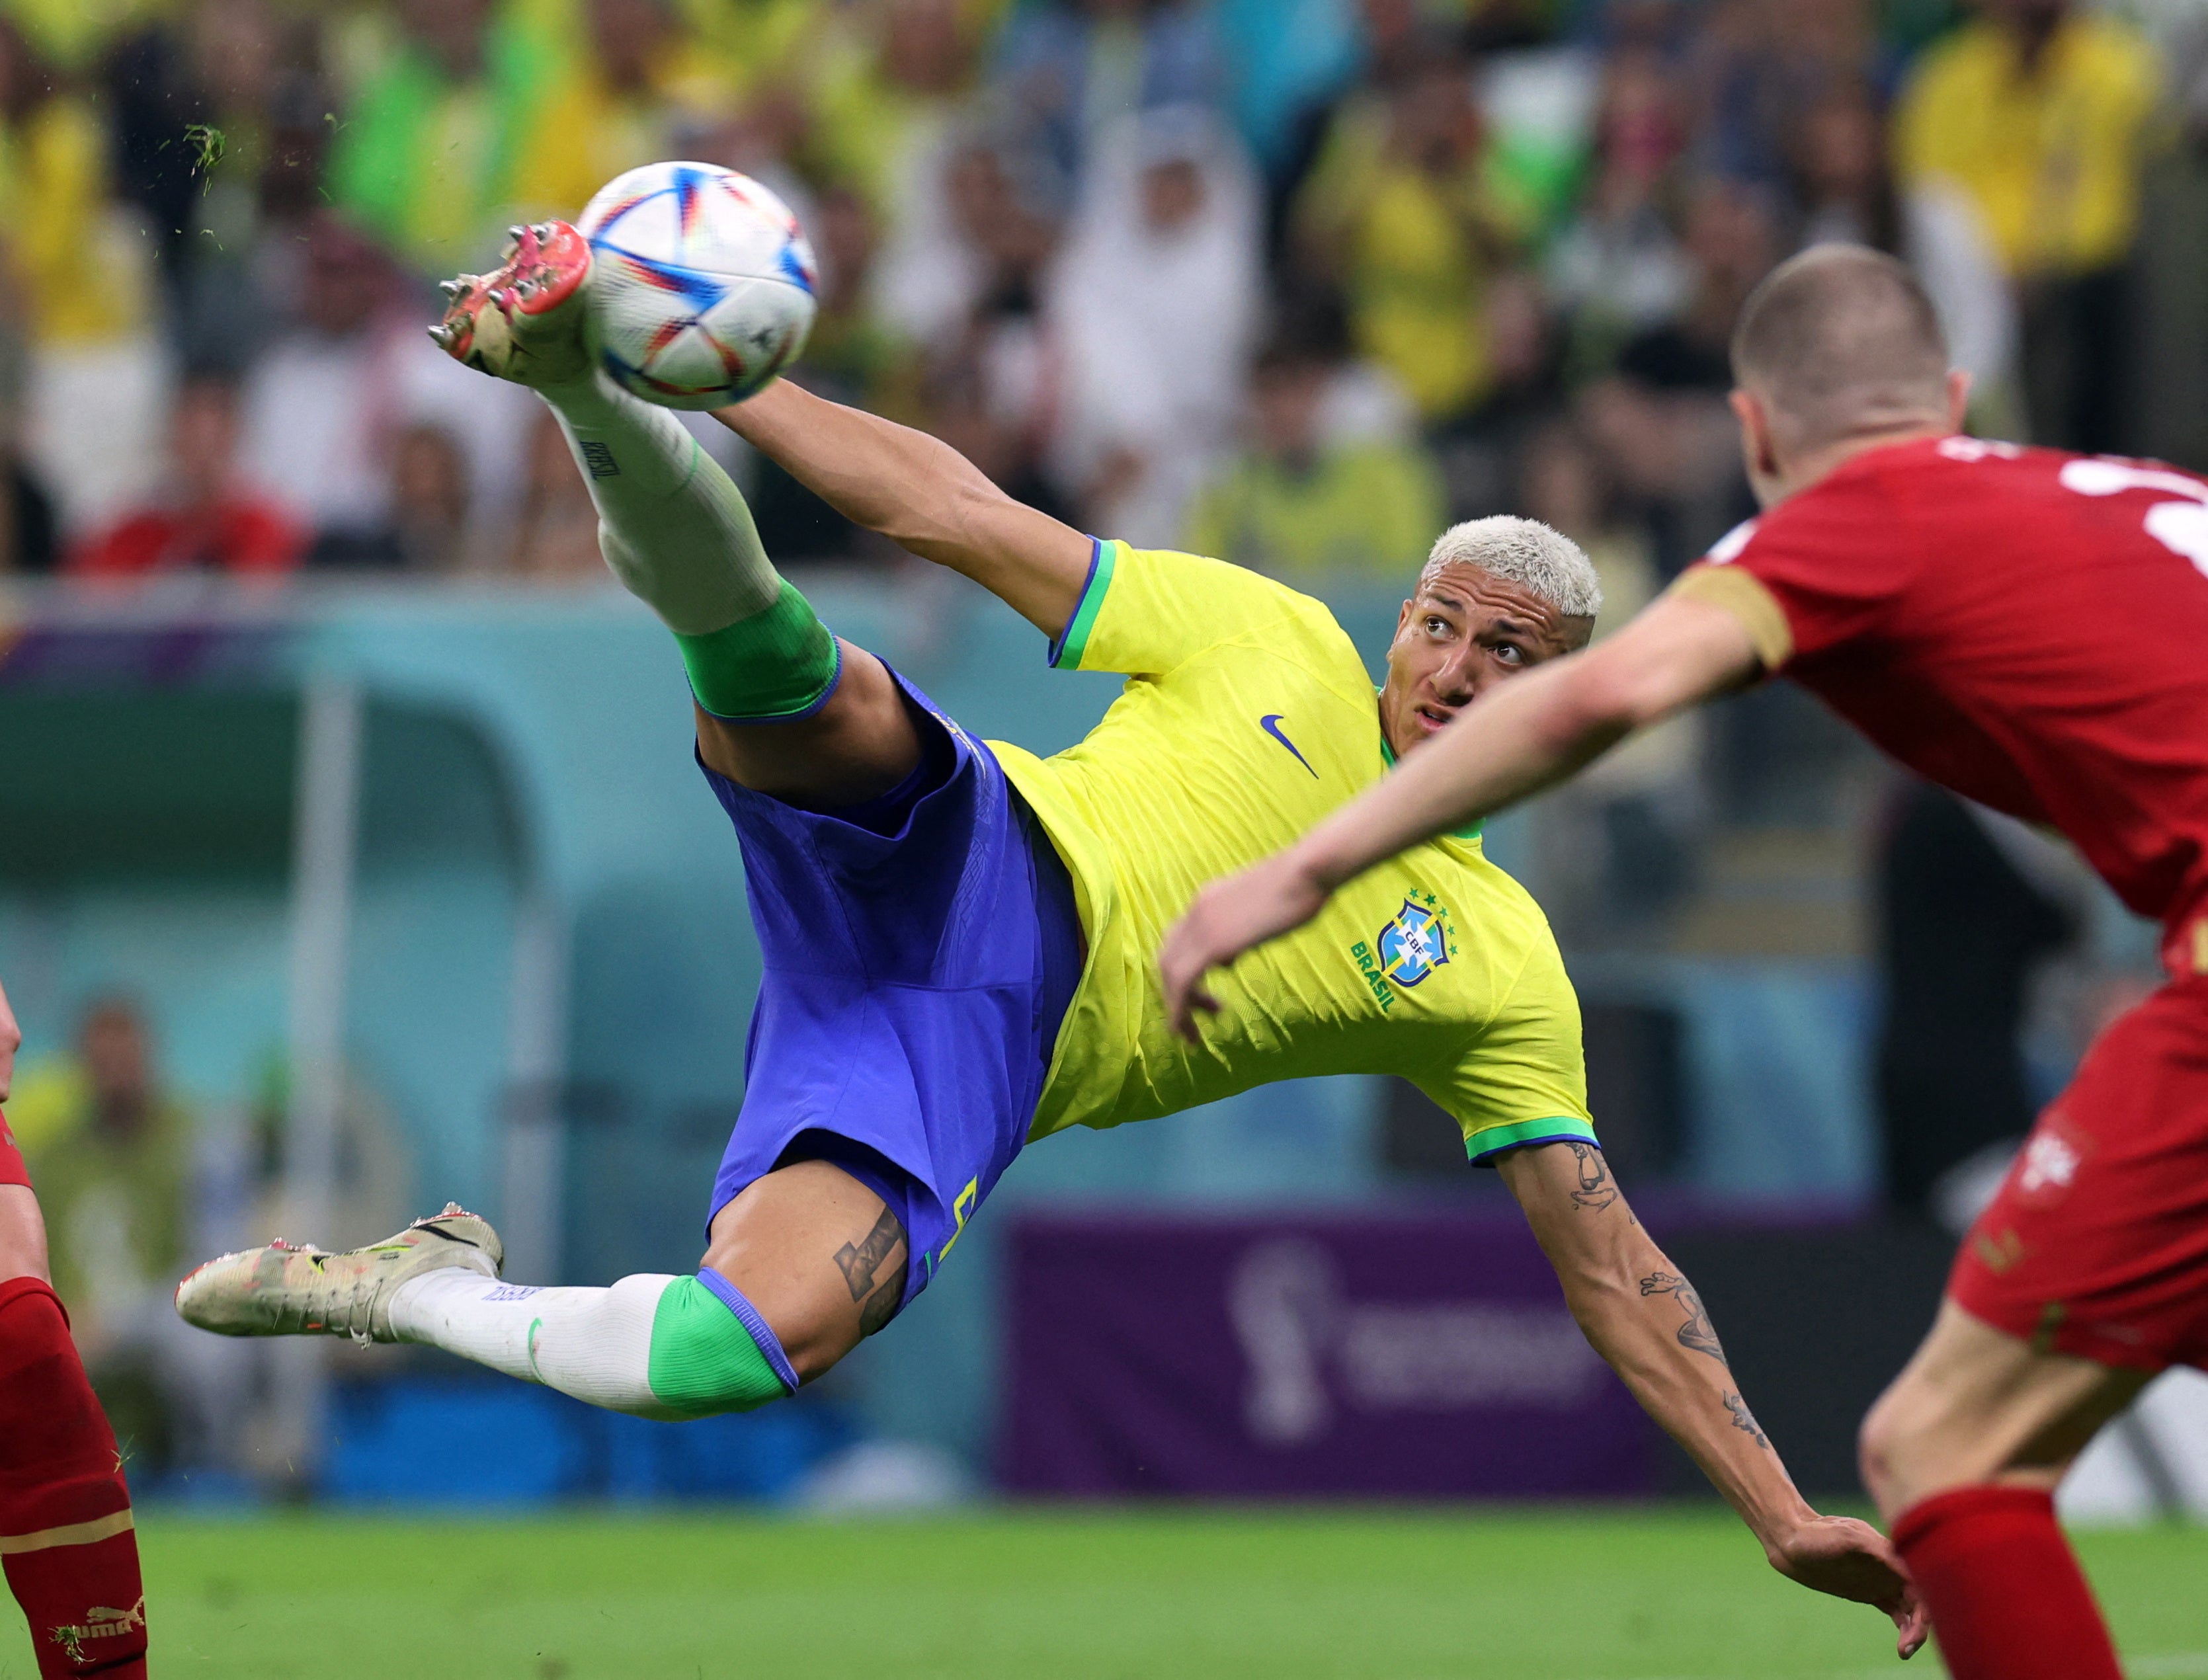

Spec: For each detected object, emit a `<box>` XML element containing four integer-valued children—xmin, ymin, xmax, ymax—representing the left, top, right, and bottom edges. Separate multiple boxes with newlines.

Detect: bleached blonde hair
<box><xmin>1421</xmin><ymin>516</ymin><xmax>1602</xmax><ymax>619</ymax></box>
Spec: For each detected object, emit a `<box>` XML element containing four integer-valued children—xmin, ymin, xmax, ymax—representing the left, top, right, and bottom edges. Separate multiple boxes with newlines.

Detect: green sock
<box><xmin>644</xmin><ymin>1275</ymin><xmax>793</xmax><ymax>1419</ymax></box>
<box><xmin>674</xmin><ymin>582</ymin><xmax>841</xmax><ymax>721</ymax></box>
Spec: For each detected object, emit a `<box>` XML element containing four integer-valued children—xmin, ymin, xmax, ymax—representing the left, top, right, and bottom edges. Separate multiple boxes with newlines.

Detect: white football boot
<box><xmin>175</xmin><ymin>1203</ymin><xmax>503</xmax><ymax>1343</ymax></box>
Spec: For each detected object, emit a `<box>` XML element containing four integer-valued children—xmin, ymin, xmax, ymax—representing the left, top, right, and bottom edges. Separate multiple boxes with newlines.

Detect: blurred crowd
<box><xmin>0</xmin><ymin>0</ymin><xmax>2197</xmax><ymax>592</ymax></box>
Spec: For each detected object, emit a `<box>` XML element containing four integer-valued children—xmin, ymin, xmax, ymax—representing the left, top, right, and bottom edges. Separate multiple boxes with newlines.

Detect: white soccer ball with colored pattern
<box><xmin>577</xmin><ymin>161</ymin><xmax>817</xmax><ymax>410</ymax></box>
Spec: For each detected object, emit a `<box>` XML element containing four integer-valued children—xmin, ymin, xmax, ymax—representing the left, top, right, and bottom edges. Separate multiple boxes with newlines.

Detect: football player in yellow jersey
<box><xmin>175</xmin><ymin>221</ymin><xmax>1920</xmax><ymax>1656</ymax></box>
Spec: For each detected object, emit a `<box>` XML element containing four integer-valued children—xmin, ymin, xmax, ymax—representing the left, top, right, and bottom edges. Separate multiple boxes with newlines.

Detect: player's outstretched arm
<box><xmin>1161</xmin><ymin>594</ymin><xmax>1761</xmax><ymax>1039</ymax></box>
<box><xmin>716</xmin><ymin>381</ymin><xmax>1093</xmax><ymax>639</ymax></box>
<box><xmin>1498</xmin><ymin>1142</ymin><xmax>1928</xmax><ymax>1661</ymax></box>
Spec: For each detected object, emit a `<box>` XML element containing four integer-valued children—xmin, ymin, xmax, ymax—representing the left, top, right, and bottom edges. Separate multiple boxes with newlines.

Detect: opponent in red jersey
<box><xmin>1163</xmin><ymin>244</ymin><xmax>2205</xmax><ymax>1680</ymax></box>
<box><xmin>0</xmin><ymin>975</ymin><xmax>148</xmax><ymax>1678</ymax></box>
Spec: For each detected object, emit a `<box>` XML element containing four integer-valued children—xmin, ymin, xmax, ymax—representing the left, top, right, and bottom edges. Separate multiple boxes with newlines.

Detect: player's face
<box><xmin>1378</xmin><ymin>563</ymin><xmax>1593</xmax><ymax>756</ymax></box>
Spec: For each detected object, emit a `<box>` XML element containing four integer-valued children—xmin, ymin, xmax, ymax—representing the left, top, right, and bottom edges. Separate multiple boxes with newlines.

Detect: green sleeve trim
<box><xmin>1375</xmin><ymin>717</ymin><xmax>1483</xmax><ymax>841</ymax></box>
<box><xmin>1049</xmin><ymin>538</ymin><xmax>1119</xmax><ymax>670</ymax></box>
<box><xmin>1465</xmin><ymin>1115</ymin><xmax>1599</xmax><ymax>1168</ymax></box>
<box><xmin>645</xmin><ymin>1275</ymin><xmax>792</xmax><ymax>1418</ymax></box>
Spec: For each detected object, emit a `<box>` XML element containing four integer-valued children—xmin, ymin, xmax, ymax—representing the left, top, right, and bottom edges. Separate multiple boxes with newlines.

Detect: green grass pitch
<box><xmin>13</xmin><ymin>1506</ymin><xmax>2204</xmax><ymax>1679</ymax></box>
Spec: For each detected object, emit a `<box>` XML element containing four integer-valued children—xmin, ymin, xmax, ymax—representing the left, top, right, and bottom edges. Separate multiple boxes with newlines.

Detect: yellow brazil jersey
<box><xmin>990</xmin><ymin>541</ymin><xmax>1595</xmax><ymax>1164</ymax></box>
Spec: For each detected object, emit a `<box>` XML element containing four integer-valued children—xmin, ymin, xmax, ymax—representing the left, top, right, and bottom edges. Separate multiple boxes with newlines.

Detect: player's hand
<box><xmin>1768</xmin><ymin>1513</ymin><xmax>1928</xmax><ymax>1660</ymax></box>
<box><xmin>1159</xmin><ymin>852</ymin><xmax>1332</xmax><ymax>1041</ymax></box>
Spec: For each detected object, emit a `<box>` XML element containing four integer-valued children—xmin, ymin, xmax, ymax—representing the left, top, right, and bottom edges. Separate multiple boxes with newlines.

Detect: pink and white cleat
<box><xmin>429</xmin><ymin>220</ymin><xmax>595</xmax><ymax>389</ymax></box>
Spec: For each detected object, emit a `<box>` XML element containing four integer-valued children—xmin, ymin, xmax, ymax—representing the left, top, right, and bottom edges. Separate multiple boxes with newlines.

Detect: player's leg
<box><xmin>432</xmin><ymin>223</ymin><xmax>920</xmax><ymax>808</ymax></box>
<box><xmin>1858</xmin><ymin>975</ymin><xmax>2208</xmax><ymax>1680</ymax></box>
<box><xmin>0</xmin><ymin>1174</ymin><xmax>147</xmax><ymax>1679</ymax></box>
<box><xmin>1858</xmin><ymin>1306</ymin><xmax>2141</xmax><ymax>1680</ymax></box>
<box><xmin>384</xmin><ymin>1164</ymin><xmax>901</xmax><ymax>1408</ymax></box>
<box><xmin>175</xmin><ymin>1168</ymin><xmax>901</xmax><ymax>1419</ymax></box>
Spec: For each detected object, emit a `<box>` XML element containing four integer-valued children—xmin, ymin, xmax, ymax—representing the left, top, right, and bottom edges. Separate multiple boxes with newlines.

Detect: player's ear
<box><xmin>1944</xmin><ymin>368</ymin><xmax>1972</xmax><ymax>432</ymax></box>
<box><xmin>1728</xmin><ymin>387</ymin><xmax>1779</xmax><ymax>482</ymax></box>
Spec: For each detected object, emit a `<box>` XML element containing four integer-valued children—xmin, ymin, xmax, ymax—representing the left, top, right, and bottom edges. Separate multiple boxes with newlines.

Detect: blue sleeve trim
<box><xmin>694</xmin><ymin>1267</ymin><xmax>799</xmax><ymax>1394</ymax></box>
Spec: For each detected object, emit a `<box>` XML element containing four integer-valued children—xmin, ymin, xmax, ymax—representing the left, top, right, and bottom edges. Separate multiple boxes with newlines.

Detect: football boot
<box><xmin>175</xmin><ymin>1203</ymin><xmax>503</xmax><ymax>1343</ymax></box>
<box><xmin>429</xmin><ymin>220</ymin><xmax>594</xmax><ymax>389</ymax></box>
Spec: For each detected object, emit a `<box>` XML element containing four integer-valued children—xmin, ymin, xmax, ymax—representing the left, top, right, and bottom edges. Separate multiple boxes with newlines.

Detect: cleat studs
<box><xmin>508</xmin><ymin>225</ymin><xmax>526</xmax><ymax>241</ymax></box>
<box><xmin>438</xmin><ymin>278</ymin><xmax>462</xmax><ymax>298</ymax></box>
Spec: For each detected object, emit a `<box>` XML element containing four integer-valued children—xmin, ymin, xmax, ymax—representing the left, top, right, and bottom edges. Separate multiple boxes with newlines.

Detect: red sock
<box><xmin>1892</xmin><ymin>1484</ymin><xmax>2120</xmax><ymax>1680</ymax></box>
<box><xmin>0</xmin><ymin>1277</ymin><xmax>145</xmax><ymax>1679</ymax></box>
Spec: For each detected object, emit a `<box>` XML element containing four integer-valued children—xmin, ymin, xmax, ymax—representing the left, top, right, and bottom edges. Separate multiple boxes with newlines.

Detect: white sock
<box><xmin>538</xmin><ymin>373</ymin><xmax>778</xmax><ymax>635</ymax></box>
<box><xmin>386</xmin><ymin>1270</ymin><xmax>676</xmax><ymax>1418</ymax></box>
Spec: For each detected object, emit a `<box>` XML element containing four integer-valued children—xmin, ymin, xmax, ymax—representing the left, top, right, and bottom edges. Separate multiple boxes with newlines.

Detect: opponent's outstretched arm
<box><xmin>1161</xmin><ymin>593</ymin><xmax>1761</xmax><ymax>1037</ymax></box>
<box><xmin>1500</xmin><ymin>1142</ymin><xmax>1927</xmax><ymax>1660</ymax></box>
<box><xmin>717</xmin><ymin>380</ymin><xmax>1093</xmax><ymax>638</ymax></box>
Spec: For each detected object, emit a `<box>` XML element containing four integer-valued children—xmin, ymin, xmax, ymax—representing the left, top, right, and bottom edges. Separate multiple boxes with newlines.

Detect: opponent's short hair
<box><xmin>1730</xmin><ymin>243</ymin><xmax>1949</xmax><ymax>449</ymax></box>
<box><xmin>1422</xmin><ymin>516</ymin><xmax>1602</xmax><ymax>619</ymax></box>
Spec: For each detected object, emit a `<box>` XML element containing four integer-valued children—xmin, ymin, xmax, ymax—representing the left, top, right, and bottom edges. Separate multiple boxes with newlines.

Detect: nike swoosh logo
<box><xmin>527</xmin><ymin>1317</ymin><xmax>546</xmax><ymax>1380</ymax></box>
<box><xmin>1260</xmin><ymin>714</ymin><xmax>1318</xmax><ymax>778</ymax></box>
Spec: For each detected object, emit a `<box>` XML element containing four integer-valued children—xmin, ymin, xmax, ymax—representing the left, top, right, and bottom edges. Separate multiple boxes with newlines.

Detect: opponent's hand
<box><xmin>1767</xmin><ymin>1513</ymin><xmax>1928</xmax><ymax>1660</ymax></box>
<box><xmin>1159</xmin><ymin>852</ymin><xmax>1332</xmax><ymax>1041</ymax></box>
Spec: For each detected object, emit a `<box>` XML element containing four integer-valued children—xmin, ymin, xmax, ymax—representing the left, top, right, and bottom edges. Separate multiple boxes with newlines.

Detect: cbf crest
<box><xmin>1348</xmin><ymin>892</ymin><xmax>1455</xmax><ymax>1011</ymax></box>
<box><xmin>1379</xmin><ymin>893</ymin><xmax>1455</xmax><ymax>986</ymax></box>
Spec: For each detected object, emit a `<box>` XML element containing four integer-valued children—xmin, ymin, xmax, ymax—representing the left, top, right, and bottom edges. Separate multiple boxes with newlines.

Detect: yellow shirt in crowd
<box><xmin>1894</xmin><ymin>12</ymin><xmax>2160</xmax><ymax>278</ymax></box>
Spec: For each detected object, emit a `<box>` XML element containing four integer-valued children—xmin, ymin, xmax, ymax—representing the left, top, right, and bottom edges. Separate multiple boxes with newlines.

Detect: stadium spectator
<box><xmin>11</xmin><ymin>998</ymin><xmax>196</xmax><ymax>1470</ymax></box>
<box><xmin>379</xmin><ymin>422</ymin><xmax>477</xmax><ymax>573</ymax></box>
<box><xmin>809</xmin><ymin>0</ymin><xmax>985</xmax><ymax>229</ymax></box>
<box><xmin>1207</xmin><ymin>0</ymin><xmax>1360</xmax><ymax>200</ymax></box>
<box><xmin>1578</xmin><ymin>175</ymin><xmax>1778</xmax><ymax>575</ymax></box>
<box><xmin>1787</xmin><ymin>79</ymin><xmax>1899</xmax><ymax>255</ymax></box>
<box><xmin>509</xmin><ymin>0</ymin><xmax>734</xmax><ymax>221</ymax></box>
<box><xmin>1514</xmin><ymin>420</ymin><xmax>1701</xmax><ymax>935</ymax></box>
<box><xmin>1183</xmin><ymin>333</ymin><xmax>1444</xmax><ymax>582</ymax></box>
<box><xmin>991</xmin><ymin>0</ymin><xmax>1226</xmax><ymax>186</ymax></box>
<box><xmin>326</xmin><ymin>0</ymin><xmax>552</xmax><ymax>273</ymax></box>
<box><xmin>65</xmin><ymin>376</ymin><xmax>304</xmax><ymax>580</ymax></box>
<box><xmin>237</xmin><ymin>213</ymin><xmax>533</xmax><ymax>566</ymax></box>
<box><xmin>1892</xmin><ymin>0</ymin><xmax>2160</xmax><ymax>452</ymax></box>
<box><xmin>0</xmin><ymin>18</ymin><xmax>166</xmax><ymax>538</ymax></box>
<box><xmin>1291</xmin><ymin>41</ymin><xmax>1532</xmax><ymax>426</ymax></box>
<box><xmin>750</xmin><ymin>184</ymin><xmax>919</xmax><ymax>562</ymax></box>
<box><xmin>905</xmin><ymin>138</ymin><xmax>1066</xmax><ymax>514</ymax></box>
<box><xmin>1049</xmin><ymin>104</ymin><xmax>1260</xmax><ymax>545</ymax></box>
<box><xmin>1545</xmin><ymin>50</ymin><xmax>1692</xmax><ymax>384</ymax></box>
<box><xmin>507</xmin><ymin>405</ymin><xmax>616</xmax><ymax>582</ymax></box>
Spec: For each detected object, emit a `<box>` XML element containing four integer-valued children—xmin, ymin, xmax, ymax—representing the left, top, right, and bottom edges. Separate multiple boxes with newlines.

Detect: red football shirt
<box><xmin>1674</xmin><ymin>435</ymin><xmax>2208</xmax><ymax>978</ymax></box>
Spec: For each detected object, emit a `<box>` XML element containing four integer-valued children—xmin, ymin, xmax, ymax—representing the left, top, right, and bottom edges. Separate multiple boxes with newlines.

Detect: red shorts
<box><xmin>0</xmin><ymin>1111</ymin><xmax>27</xmax><ymax>1188</ymax></box>
<box><xmin>1949</xmin><ymin>975</ymin><xmax>2208</xmax><ymax>1372</ymax></box>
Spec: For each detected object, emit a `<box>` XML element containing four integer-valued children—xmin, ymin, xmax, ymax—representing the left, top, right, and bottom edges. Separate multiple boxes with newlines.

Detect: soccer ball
<box><xmin>577</xmin><ymin>161</ymin><xmax>817</xmax><ymax>410</ymax></box>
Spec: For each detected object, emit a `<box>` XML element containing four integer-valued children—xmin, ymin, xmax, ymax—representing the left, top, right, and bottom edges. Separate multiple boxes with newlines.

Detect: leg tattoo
<box><xmin>833</xmin><ymin>1207</ymin><xmax>905</xmax><ymax>1303</ymax></box>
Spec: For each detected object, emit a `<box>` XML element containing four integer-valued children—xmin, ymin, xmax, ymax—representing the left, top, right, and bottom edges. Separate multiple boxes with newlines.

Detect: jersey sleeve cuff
<box><xmin>1669</xmin><ymin>565</ymin><xmax>1794</xmax><ymax>670</ymax></box>
<box><xmin>1049</xmin><ymin>538</ymin><xmax>1119</xmax><ymax>670</ymax></box>
<box><xmin>1465</xmin><ymin>1115</ymin><xmax>1600</xmax><ymax>1168</ymax></box>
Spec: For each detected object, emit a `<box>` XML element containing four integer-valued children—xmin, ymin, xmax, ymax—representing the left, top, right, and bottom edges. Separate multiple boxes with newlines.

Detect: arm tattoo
<box><xmin>834</xmin><ymin>1206</ymin><xmax>906</xmax><ymax>1304</ymax></box>
<box><xmin>1564</xmin><ymin>1141</ymin><xmax>1619</xmax><ymax>1211</ymax></box>
<box><xmin>1638</xmin><ymin>1271</ymin><xmax>1726</xmax><ymax>1361</ymax></box>
<box><xmin>1723</xmin><ymin>1390</ymin><xmax>1770</xmax><ymax>1451</ymax></box>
